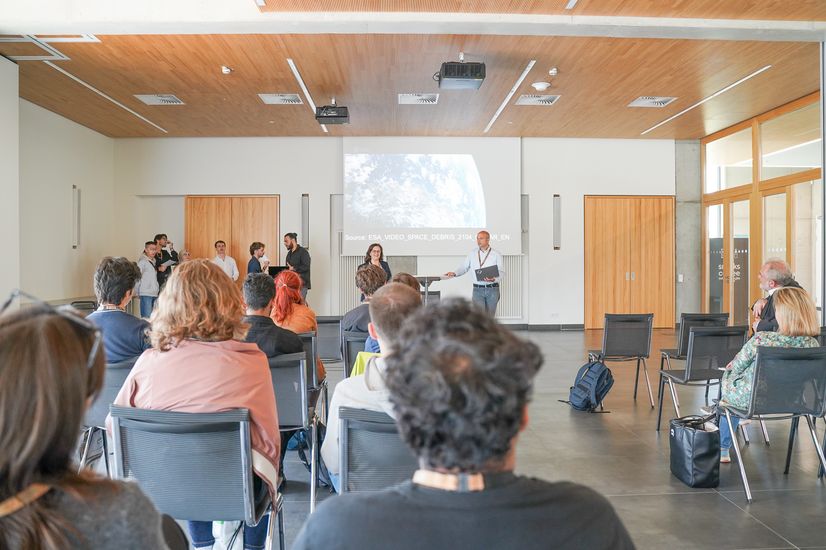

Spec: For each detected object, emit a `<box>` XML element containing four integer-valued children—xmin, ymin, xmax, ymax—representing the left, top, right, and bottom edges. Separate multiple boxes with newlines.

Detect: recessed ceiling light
<box><xmin>531</xmin><ymin>82</ymin><xmax>551</xmax><ymax>91</ymax></box>
<box><xmin>221</xmin><ymin>66</ymin><xmax>233</xmax><ymax>75</ymax></box>
<box><xmin>564</xmin><ymin>0</ymin><xmax>579</xmax><ymax>9</ymax></box>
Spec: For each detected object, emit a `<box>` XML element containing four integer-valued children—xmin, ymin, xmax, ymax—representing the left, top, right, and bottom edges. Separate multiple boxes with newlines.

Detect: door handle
<box><xmin>625</xmin><ymin>272</ymin><xmax>630</xmax><ymax>281</ymax></box>
<box><xmin>631</xmin><ymin>272</ymin><xmax>636</xmax><ymax>281</ymax></box>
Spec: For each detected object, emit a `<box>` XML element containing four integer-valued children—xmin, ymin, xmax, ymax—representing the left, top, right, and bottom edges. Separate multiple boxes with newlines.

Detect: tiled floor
<box><xmin>276</xmin><ymin>328</ymin><xmax>826</xmax><ymax>550</ymax></box>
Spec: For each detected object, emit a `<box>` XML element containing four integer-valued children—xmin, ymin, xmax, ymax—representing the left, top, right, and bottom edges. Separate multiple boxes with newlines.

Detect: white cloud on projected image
<box><xmin>345</xmin><ymin>153</ymin><xmax>486</xmax><ymax>228</ymax></box>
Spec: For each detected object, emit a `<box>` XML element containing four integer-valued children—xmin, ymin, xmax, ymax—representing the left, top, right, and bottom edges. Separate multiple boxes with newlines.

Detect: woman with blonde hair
<box><xmin>717</xmin><ymin>286</ymin><xmax>820</xmax><ymax>463</ymax></box>
<box><xmin>271</xmin><ymin>269</ymin><xmax>326</xmax><ymax>380</ymax></box>
<box><xmin>111</xmin><ymin>260</ymin><xmax>280</xmax><ymax>549</ymax></box>
<box><xmin>0</xmin><ymin>293</ymin><xmax>177</xmax><ymax>549</ymax></box>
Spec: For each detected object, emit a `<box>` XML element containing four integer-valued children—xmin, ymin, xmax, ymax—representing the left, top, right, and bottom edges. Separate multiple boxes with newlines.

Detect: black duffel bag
<box><xmin>669</xmin><ymin>415</ymin><xmax>720</xmax><ymax>488</ymax></box>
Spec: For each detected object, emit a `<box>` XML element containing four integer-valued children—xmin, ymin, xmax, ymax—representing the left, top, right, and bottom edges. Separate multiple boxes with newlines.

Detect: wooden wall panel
<box><xmin>230</xmin><ymin>196</ymin><xmax>281</xmax><ymax>286</ymax></box>
<box><xmin>584</xmin><ymin>197</ymin><xmax>631</xmax><ymax>329</ymax></box>
<box><xmin>631</xmin><ymin>197</ymin><xmax>675</xmax><ymax>328</ymax></box>
<box><xmin>184</xmin><ymin>196</ymin><xmax>233</xmax><ymax>262</ymax></box>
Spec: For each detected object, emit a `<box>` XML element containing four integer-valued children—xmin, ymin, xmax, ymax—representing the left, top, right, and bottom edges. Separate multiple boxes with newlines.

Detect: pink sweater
<box><xmin>110</xmin><ymin>339</ymin><xmax>280</xmax><ymax>491</ymax></box>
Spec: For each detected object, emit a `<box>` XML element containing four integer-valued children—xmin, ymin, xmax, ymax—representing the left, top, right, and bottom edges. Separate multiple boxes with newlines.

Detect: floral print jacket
<box><xmin>721</xmin><ymin>331</ymin><xmax>819</xmax><ymax>411</ymax></box>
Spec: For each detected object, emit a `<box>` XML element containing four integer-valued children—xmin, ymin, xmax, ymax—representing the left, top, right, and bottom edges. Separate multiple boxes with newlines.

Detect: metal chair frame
<box><xmin>298</xmin><ymin>331</ymin><xmax>329</xmax><ymax>424</ymax></box>
<box><xmin>342</xmin><ymin>330</ymin><xmax>369</xmax><ymax>379</ymax></box>
<box><xmin>659</xmin><ymin>313</ymin><xmax>729</xmax><ymax>401</ymax></box>
<box><xmin>588</xmin><ymin>313</ymin><xmax>655</xmax><ymax>408</ymax></box>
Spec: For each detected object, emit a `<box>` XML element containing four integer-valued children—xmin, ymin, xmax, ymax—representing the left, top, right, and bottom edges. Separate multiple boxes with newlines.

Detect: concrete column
<box><xmin>0</xmin><ymin>57</ymin><xmax>20</xmax><ymax>298</ymax></box>
<box><xmin>675</xmin><ymin>140</ymin><xmax>701</xmax><ymax>320</ymax></box>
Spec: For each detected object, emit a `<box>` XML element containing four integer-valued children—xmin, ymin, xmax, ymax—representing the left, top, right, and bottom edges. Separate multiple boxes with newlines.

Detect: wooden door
<box><xmin>584</xmin><ymin>197</ymin><xmax>632</xmax><ymax>329</ymax></box>
<box><xmin>630</xmin><ymin>196</ymin><xmax>675</xmax><ymax>328</ymax></box>
<box><xmin>184</xmin><ymin>196</ymin><xmax>232</xmax><ymax>261</ymax></box>
<box><xmin>230</xmin><ymin>196</ymin><xmax>281</xmax><ymax>285</ymax></box>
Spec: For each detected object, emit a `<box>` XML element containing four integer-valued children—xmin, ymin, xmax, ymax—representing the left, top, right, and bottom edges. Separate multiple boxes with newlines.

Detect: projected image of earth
<box><xmin>345</xmin><ymin>153</ymin><xmax>487</xmax><ymax>228</ymax></box>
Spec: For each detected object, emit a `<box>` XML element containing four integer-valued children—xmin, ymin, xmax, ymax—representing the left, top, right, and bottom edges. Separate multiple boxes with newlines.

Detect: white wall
<box><xmin>19</xmin><ymin>100</ymin><xmax>116</xmax><ymax>301</ymax></box>
<box><xmin>523</xmin><ymin>138</ymin><xmax>676</xmax><ymax>325</ymax></box>
<box><xmin>0</xmin><ymin>58</ymin><xmax>20</xmax><ymax>298</ymax></box>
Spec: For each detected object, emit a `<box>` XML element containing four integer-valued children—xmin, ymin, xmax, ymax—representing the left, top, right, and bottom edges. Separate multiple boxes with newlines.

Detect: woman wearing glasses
<box><xmin>0</xmin><ymin>297</ymin><xmax>178</xmax><ymax>549</ymax></box>
<box><xmin>111</xmin><ymin>259</ymin><xmax>280</xmax><ymax>550</ymax></box>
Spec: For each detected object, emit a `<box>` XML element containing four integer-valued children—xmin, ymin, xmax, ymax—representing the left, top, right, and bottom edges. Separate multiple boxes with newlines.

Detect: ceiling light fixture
<box><xmin>221</xmin><ymin>65</ymin><xmax>233</xmax><ymax>75</ymax></box>
<box><xmin>483</xmin><ymin>59</ymin><xmax>536</xmax><ymax>134</ymax></box>
<box><xmin>564</xmin><ymin>0</ymin><xmax>579</xmax><ymax>9</ymax></box>
<box><xmin>640</xmin><ymin>64</ymin><xmax>772</xmax><ymax>136</ymax></box>
<box><xmin>531</xmin><ymin>82</ymin><xmax>551</xmax><ymax>91</ymax></box>
<box><xmin>286</xmin><ymin>58</ymin><xmax>328</xmax><ymax>133</ymax></box>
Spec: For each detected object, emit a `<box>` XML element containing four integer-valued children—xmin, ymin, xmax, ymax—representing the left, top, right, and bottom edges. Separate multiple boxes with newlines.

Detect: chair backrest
<box><xmin>342</xmin><ymin>331</ymin><xmax>369</xmax><ymax>378</ymax></box>
<box><xmin>339</xmin><ymin>407</ymin><xmax>418</xmax><ymax>494</ymax></box>
<box><xmin>818</xmin><ymin>326</ymin><xmax>826</xmax><ymax>346</ymax></box>
<box><xmin>70</xmin><ymin>300</ymin><xmax>98</xmax><ymax>317</ymax></box>
<box><xmin>297</xmin><ymin>331</ymin><xmax>319</xmax><ymax>388</ymax></box>
<box><xmin>684</xmin><ymin>326</ymin><xmax>748</xmax><ymax>381</ymax></box>
<box><xmin>109</xmin><ymin>406</ymin><xmax>256</xmax><ymax>524</ymax></box>
<box><xmin>748</xmin><ymin>346</ymin><xmax>826</xmax><ymax>417</ymax></box>
<box><xmin>601</xmin><ymin>314</ymin><xmax>653</xmax><ymax>358</ymax></box>
<box><xmin>676</xmin><ymin>313</ymin><xmax>730</xmax><ymax>357</ymax></box>
<box><xmin>84</xmin><ymin>357</ymin><xmax>138</xmax><ymax>427</ymax></box>
<box><xmin>268</xmin><ymin>352</ymin><xmax>309</xmax><ymax>430</ymax></box>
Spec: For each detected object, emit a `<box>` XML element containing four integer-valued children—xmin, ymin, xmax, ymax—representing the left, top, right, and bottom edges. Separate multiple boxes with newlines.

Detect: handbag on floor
<box><xmin>669</xmin><ymin>415</ymin><xmax>720</xmax><ymax>488</ymax></box>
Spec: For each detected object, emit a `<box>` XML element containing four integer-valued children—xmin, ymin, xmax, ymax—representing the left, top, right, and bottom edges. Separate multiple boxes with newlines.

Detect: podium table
<box><xmin>415</xmin><ymin>275</ymin><xmax>444</xmax><ymax>305</ymax></box>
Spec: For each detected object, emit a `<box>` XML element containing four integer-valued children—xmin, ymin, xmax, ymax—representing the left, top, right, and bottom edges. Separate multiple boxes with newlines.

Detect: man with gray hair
<box><xmin>752</xmin><ymin>259</ymin><xmax>800</xmax><ymax>332</ymax></box>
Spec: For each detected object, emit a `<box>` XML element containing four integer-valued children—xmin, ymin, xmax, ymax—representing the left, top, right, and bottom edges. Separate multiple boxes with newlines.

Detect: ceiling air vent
<box><xmin>398</xmin><ymin>93</ymin><xmax>439</xmax><ymax>105</ymax></box>
<box><xmin>134</xmin><ymin>94</ymin><xmax>185</xmax><ymax>106</ymax></box>
<box><xmin>628</xmin><ymin>96</ymin><xmax>677</xmax><ymax>108</ymax></box>
<box><xmin>515</xmin><ymin>94</ymin><xmax>561</xmax><ymax>106</ymax></box>
<box><xmin>258</xmin><ymin>93</ymin><xmax>303</xmax><ymax>105</ymax></box>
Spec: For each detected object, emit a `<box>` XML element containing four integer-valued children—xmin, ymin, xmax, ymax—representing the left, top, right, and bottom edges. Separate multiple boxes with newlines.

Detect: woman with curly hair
<box><xmin>111</xmin><ymin>259</ymin><xmax>280</xmax><ymax>550</ymax></box>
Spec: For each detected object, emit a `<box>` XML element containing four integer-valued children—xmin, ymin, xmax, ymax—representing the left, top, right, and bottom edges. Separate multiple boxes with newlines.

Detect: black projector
<box><xmin>315</xmin><ymin>105</ymin><xmax>349</xmax><ymax>124</ymax></box>
<box><xmin>437</xmin><ymin>61</ymin><xmax>486</xmax><ymax>90</ymax></box>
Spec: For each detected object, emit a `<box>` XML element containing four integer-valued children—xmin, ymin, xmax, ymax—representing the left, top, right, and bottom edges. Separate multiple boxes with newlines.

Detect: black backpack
<box><xmin>565</xmin><ymin>360</ymin><xmax>614</xmax><ymax>412</ymax></box>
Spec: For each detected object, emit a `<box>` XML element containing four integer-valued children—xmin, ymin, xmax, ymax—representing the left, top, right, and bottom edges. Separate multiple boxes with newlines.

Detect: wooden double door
<box><xmin>584</xmin><ymin>196</ymin><xmax>675</xmax><ymax>329</ymax></box>
<box><xmin>184</xmin><ymin>195</ymin><xmax>280</xmax><ymax>285</ymax></box>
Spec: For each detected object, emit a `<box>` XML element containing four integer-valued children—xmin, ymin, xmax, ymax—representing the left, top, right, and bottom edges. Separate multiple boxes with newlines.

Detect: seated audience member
<box><xmin>752</xmin><ymin>259</ymin><xmax>801</xmax><ymax>333</ymax></box>
<box><xmin>0</xmin><ymin>296</ymin><xmax>179</xmax><ymax>549</ymax></box>
<box><xmin>362</xmin><ymin>272</ymin><xmax>422</xmax><ymax>354</ymax></box>
<box><xmin>178</xmin><ymin>249</ymin><xmax>192</xmax><ymax>262</ymax></box>
<box><xmin>344</xmin><ymin>265</ymin><xmax>387</xmax><ymax>355</ymax></box>
<box><xmin>718</xmin><ymin>286</ymin><xmax>819</xmax><ymax>463</ymax></box>
<box><xmin>271</xmin><ymin>270</ymin><xmax>326</xmax><ymax>381</ymax></box>
<box><xmin>321</xmin><ymin>283</ymin><xmax>422</xmax><ymax>490</ymax></box>
<box><xmin>137</xmin><ymin>241</ymin><xmax>159</xmax><ymax>318</ymax></box>
<box><xmin>294</xmin><ymin>299</ymin><xmax>635</xmax><ymax>550</ymax></box>
<box><xmin>110</xmin><ymin>260</ymin><xmax>279</xmax><ymax>549</ymax></box>
<box><xmin>248</xmin><ymin>241</ymin><xmax>268</xmax><ymax>275</ymax></box>
<box><xmin>87</xmin><ymin>256</ymin><xmax>151</xmax><ymax>363</ymax></box>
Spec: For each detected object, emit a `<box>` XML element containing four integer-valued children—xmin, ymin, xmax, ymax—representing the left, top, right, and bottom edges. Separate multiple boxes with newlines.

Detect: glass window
<box><xmin>731</xmin><ymin>200</ymin><xmax>750</xmax><ymax>326</ymax></box>
<box><xmin>705</xmin><ymin>128</ymin><xmax>753</xmax><ymax>193</ymax></box>
<box><xmin>763</xmin><ymin>193</ymin><xmax>787</xmax><ymax>262</ymax></box>
<box><xmin>792</xmin><ymin>179</ymin><xmax>823</xmax><ymax>311</ymax></box>
<box><xmin>707</xmin><ymin>204</ymin><xmax>724</xmax><ymax>313</ymax></box>
<box><xmin>760</xmin><ymin>102</ymin><xmax>821</xmax><ymax>181</ymax></box>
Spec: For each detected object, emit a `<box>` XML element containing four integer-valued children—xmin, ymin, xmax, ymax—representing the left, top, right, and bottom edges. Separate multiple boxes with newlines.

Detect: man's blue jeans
<box><xmin>472</xmin><ymin>285</ymin><xmax>500</xmax><ymax>315</ymax></box>
<box><xmin>188</xmin><ymin>517</ymin><xmax>269</xmax><ymax>550</ymax></box>
<box><xmin>139</xmin><ymin>296</ymin><xmax>156</xmax><ymax>318</ymax></box>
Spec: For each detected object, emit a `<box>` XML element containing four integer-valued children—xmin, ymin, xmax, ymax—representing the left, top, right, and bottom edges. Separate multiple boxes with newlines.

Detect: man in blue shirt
<box><xmin>87</xmin><ymin>257</ymin><xmax>152</xmax><ymax>363</ymax></box>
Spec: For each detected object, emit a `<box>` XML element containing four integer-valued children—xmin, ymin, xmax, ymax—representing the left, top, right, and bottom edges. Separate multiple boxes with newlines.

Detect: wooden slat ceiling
<box><xmin>16</xmin><ymin>34</ymin><xmax>819</xmax><ymax>139</ymax></box>
<box><xmin>257</xmin><ymin>0</ymin><xmax>826</xmax><ymax>21</ymax></box>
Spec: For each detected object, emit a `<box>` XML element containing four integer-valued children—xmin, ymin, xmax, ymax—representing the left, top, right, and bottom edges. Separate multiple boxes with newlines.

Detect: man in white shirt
<box><xmin>211</xmin><ymin>240</ymin><xmax>239</xmax><ymax>281</ymax></box>
<box><xmin>321</xmin><ymin>282</ymin><xmax>422</xmax><ymax>492</ymax></box>
<box><xmin>445</xmin><ymin>230</ymin><xmax>504</xmax><ymax>315</ymax></box>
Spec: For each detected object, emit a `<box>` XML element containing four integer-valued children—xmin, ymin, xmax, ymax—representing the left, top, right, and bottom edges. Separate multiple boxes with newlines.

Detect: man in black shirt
<box><xmin>293</xmin><ymin>299</ymin><xmax>635</xmax><ymax>550</ymax></box>
<box><xmin>284</xmin><ymin>232</ymin><xmax>311</xmax><ymax>301</ymax></box>
<box><xmin>752</xmin><ymin>259</ymin><xmax>800</xmax><ymax>333</ymax></box>
<box><xmin>153</xmin><ymin>233</ymin><xmax>178</xmax><ymax>289</ymax></box>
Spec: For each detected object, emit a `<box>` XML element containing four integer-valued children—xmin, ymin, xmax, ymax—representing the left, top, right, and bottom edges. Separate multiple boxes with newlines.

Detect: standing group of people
<box><xmin>136</xmin><ymin>234</ymin><xmax>180</xmax><ymax>318</ymax></box>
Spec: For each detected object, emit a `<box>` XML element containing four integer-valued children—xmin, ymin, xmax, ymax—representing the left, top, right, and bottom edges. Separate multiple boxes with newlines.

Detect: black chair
<box><xmin>78</xmin><ymin>357</ymin><xmax>138</xmax><ymax>474</ymax></box>
<box><xmin>656</xmin><ymin>326</ymin><xmax>748</xmax><ymax>431</ymax></box>
<box><xmin>268</xmin><ymin>352</ymin><xmax>320</xmax><ymax>513</ymax></box>
<box><xmin>342</xmin><ymin>330</ymin><xmax>369</xmax><ymax>378</ymax></box>
<box><xmin>719</xmin><ymin>346</ymin><xmax>826</xmax><ymax>502</ymax></box>
<box><xmin>109</xmin><ymin>406</ymin><xmax>285</xmax><ymax>550</ymax></box>
<box><xmin>297</xmin><ymin>331</ymin><xmax>329</xmax><ymax>423</ymax></box>
<box><xmin>70</xmin><ymin>300</ymin><xmax>98</xmax><ymax>317</ymax></box>
<box><xmin>588</xmin><ymin>313</ymin><xmax>654</xmax><ymax>407</ymax></box>
<box><xmin>338</xmin><ymin>407</ymin><xmax>418</xmax><ymax>494</ymax></box>
<box><xmin>818</xmin><ymin>326</ymin><xmax>826</xmax><ymax>346</ymax></box>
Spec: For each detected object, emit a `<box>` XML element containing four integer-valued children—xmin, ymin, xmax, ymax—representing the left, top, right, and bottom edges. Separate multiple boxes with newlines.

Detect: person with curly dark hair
<box><xmin>294</xmin><ymin>299</ymin><xmax>634</xmax><ymax>550</ymax></box>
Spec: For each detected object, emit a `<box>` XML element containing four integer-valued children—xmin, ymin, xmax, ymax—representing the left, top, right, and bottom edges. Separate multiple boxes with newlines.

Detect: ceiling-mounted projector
<box><xmin>435</xmin><ymin>61</ymin><xmax>486</xmax><ymax>90</ymax></box>
<box><xmin>315</xmin><ymin>104</ymin><xmax>349</xmax><ymax>124</ymax></box>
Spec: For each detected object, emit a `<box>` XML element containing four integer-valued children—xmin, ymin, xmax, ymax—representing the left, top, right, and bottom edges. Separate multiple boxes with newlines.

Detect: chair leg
<box><xmin>278</xmin><ymin>499</ymin><xmax>286</xmax><ymax>550</ymax></box>
<box><xmin>726</xmin><ymin>410</ymin><xmax>752</xmax><ymax>503</ymax></box>
<box><xmin>704</xmin><ymin>381</ymin><xmax>711</xmax><ymax>406</ymax></box>
<box><xmin>740</xmin><ymin>423</ymin><xmax>751</xmax><ymax>445</ymax></box>
<box><xmin>310</xmin><ymin>415</ymin><xmax>318</xmax><ymax>514</ymax></box>
<box><xmin>265</xmin><ymin>503</ymin><xmax>276</xmax><ymax>550</ymax></box>
<box><xmin>641</xmin><ymin>358</ymin><xmax>655</xmax><ymax>409</ymax></box>
<box><xmin>785</xmin><ymin>416</ymin><xmax>799</xmax><ymax>475</ymax></box>
<box><xmin>656</xmin><ymin>376</ymin><xmax>666</xmax><ymax>431</ymax></box>
<box><xmin>658</xmin><ymin>355</ymin><xmax>665</xmax><ymax>399</ymax></box>
<box><xmin>633</xmin><ymin>358</ymin><xmax>640</xmax><ymax>400</ymax></box>
<box><xmin>759</xmin><ymin>417</ymin><xmax>770</xmax><ymax>446</ymax></box>
<box><xmin>820</xmin><ymin>425</ymin><xmax>826</xmax><ymax>479</ymax></box>
<box><xmin>101</xmin><ymin>428</ymin><xmax>111</xmax><ymax>478</ymax></box>
<box><xmin>804</xmin><ymin>416</ymin><xmax>826</xmax><ymax>481</ymax></box>
<box><xmin>667</xmin><ymin>378</ymin><xmax>681</xmax><ymax>417</ymax></box>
